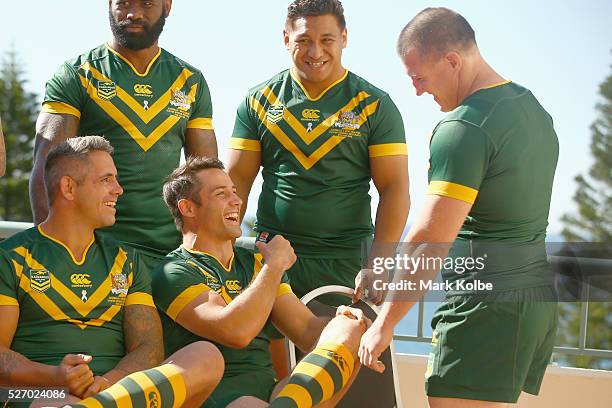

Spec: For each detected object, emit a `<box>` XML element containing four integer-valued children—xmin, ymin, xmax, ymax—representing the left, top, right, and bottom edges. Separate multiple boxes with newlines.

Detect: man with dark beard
<box><xmin>29</xmin><ymin>0</ymin><xmax>218</xmax><ymax>273</ymax></box>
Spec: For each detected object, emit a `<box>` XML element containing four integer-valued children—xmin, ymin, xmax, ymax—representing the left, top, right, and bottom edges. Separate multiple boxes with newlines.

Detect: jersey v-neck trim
<box><xmin>37</xmin><ymin>225</ymin><xmax>95</xmax><ymax>266</ymax></box>
<box><xmin>290</xmin><ymin>68</ymin><xmax>349</xmax><ymax>101</ymax></box>
<box><xmin>182</xmin><ymin>246</ymin><xmax>234</xmax><ymax>272</ymax></box>
<box><xmin>105</xmin><ymin>43</ymin><xmax>161</xmax><ymax>77</ymax></box>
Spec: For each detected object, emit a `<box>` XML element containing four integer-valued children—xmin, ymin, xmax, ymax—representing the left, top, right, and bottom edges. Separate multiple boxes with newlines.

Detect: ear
<box><xmin>59</xmin><ymin>176</ymin><xmax>77</xmax><ymax>201</ymax></box>
<box><xmin>445</xmin><ymin>51</ymin><xmax>462</xmax><ymax>71</ymax></box>
<box><xmin>177</xmin><ymin>198</ymin><xmax>196</xmax><ymax>220</ymax></box>
<box><xmin>283</xmin><ymin>28</ymin><xmax>290</xmax><ymax>49</ymax></box>
<box><xmin>341</xmin><ymin>28</ymin><xmax>347</xmax><ymax>49</ymax></box>
<box><xmin>165</xmin><ymin>0</ymin><xmax>172</xmax><ymax>16</ymax></box>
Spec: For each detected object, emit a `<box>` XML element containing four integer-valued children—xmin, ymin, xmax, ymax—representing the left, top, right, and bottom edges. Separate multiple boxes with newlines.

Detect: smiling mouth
<box><xmin>306</xmin><ymin>61</ymin><xmax>327</xmax><ymax>69</ymax></box>
<box><xmin>104</xmin><ymin>201</ymin><xmax>117</xmax><ymax>208</ymax></box>
<box><xmin>224</xmin><ymin>212</ymin><xmax>239</xmax><ymax>223</ymax></box>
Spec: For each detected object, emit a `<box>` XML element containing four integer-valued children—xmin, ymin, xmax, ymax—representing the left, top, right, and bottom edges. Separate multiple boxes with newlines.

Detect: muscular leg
<box><xmin>428</xmin><ymin>397</ymin><xmax>507</xmax><ymax>408</ymax></box>
<box><xmin>68</xmin><ymin>341</ymin><xmax>224</xmax><ymax>408</ymax></box>
<box><xmin>268</xmin><ymin>312</ymin><xmax>366</xmax><ymax>408</ymax></box>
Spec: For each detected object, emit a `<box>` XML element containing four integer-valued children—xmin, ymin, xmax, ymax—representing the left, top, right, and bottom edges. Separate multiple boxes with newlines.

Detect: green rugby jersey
<box><xmin>0</xmin><ymin>226</ymin><xmax>154</xmax><ymax>374</ymax></box>
<box><xmin>152</xmin><ymin>246</ymin><xmax>292</xmax><ymax>378</ymax></box>
<box><xmin>427</xmin><ymin>81</ymin><xmax>559</xmax><ymax>290</ymax></box>
<box><xmin>230</xmin><ymin>69</ymin><xmax>407</xmax><ymax>258</ymax></box>
<box><xmin>42</xmin><ymin>44</ymin><xmax>214</xmax><ymax>257</ymax></box>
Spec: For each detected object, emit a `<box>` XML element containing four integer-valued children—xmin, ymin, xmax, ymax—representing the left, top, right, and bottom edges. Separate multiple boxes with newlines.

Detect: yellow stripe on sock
<box><xmin>276</xmin><ymin>383</ymin><xmax>313</xmax><ymax>408</ymax></box>
<box><xmin>153</xmin><ymin>364</ymin><xmax>187</xmax><ymax>408</ymax></box>
<box><xmin>292</xmin><ymin>360</ymin><xmax>335</xmax><ymax>402</ymax></box>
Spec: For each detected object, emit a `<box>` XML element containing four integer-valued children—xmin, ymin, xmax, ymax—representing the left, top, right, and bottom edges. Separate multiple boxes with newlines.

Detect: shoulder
<box><xmin>346</xmin><ymin>71</ymin><xmax>391</xmax><ymax>100</ymax></box>
<box><xmin>0</xmin><ymin>227</ymin><xmax>39</xmax><ymax>254</ymax></box>
<box><xmin>158</xmin><ymin>48</ymin><xmax>206</xmax><ymax>77</ymax></box>
<box><xmin>59</xmin><ymin>44</ymin><xmax>111</xmax><ymax>72</ymax></box>
<box><xmin>245</xmin><ymin>69</ymin><xmax>291</xmax><ymax>97</ymax></box>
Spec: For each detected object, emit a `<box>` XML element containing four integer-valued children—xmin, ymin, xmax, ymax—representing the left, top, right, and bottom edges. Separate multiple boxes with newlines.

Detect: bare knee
<box><xmin>166</xmin><ymin>341</ymin><xmax>224</xmax><ymax>388</ymax></box>
<box><xmin>317</xmin><ymin>314</ymin><xmax>366</xmax><ymax>353</ymax></box>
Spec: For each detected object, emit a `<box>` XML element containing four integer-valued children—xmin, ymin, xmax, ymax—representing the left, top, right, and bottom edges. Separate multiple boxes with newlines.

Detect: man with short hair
<box><xmin>30</xmin><ymin>0</ymin><xmax>217</xmax><ymax>272</ymax></box>
<box><xmin>227</xmin><ymin>0</ymin><xmax>410</xmax><ymax>301</ymax></box>
<box><xmin>358</xmin><ymin>8</ymin><xmax>559</xmax><ymax>407</ymax></box>
<box><xmin>1</xmin><ymin>136</ymin><xmax>222</xmax><ymax>407</ymax></box>
<box><xmin>152</xmin><ymin>157</ymin><xmax>371</xmax><ymax>407</ymax></box>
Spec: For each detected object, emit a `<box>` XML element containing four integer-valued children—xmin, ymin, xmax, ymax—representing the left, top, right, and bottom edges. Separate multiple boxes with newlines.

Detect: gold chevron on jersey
<box><xmin>78</xmin><ymin>63</ymin><xmax>196</xmax><ymax>152</ymax></box>
<box><xmin>259</xmin><ymin>86</ymin><xmax>371</xmax><ymax>145</ymax></box>
<box><xmin>249</xmin><ymin>89</ymin><xmax>379</xmax><ymax>170</ymax></box>
<box><xmin>12</xmin><ymin>246</ymin><xmax>130</xmax><ymax>329</ymax></box>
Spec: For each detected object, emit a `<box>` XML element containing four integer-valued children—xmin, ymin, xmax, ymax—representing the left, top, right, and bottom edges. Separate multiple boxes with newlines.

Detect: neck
<box><xmin>182</xmin><ymin>230</ymin><xmax>234</xmax><ymax>268</ymax></box>
<box><xmin>108</xmin><ymin>40</ymin><xmax>160</xmax><ymax>74</ymax></box>
<box><xmin>40</xmin><ymin>210</ymin><xmax>95</xmax><ymax>262</ymax></box>
<box><xmin>459</xmin><ymin>53</ymin><xmax>505</xmax><ymax>104</ymax></box>
<box><xmin>294</xmin><ymin>66</ymin><xmax>346</xmax><ymax>99</ymax></box>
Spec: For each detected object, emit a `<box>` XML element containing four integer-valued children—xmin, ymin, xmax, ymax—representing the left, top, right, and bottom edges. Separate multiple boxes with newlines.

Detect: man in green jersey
<box><xmin>152</xmin><ymin>157</ymin><xmax>372</xmax><ymax>407</ymax></box>
<box><xmin>0</xmin><ymin>137</ymin><xmax>222</xmax><ymax>407</ymax></box>
<box><xmin>227</xmin><ymin>0</ymin><xmax>410</xmax><ymax>302</ymax></box>
<box><xmin>29</xmin><ymin>0</ymin><xmax>217</xmax><ymax>272</ymax></box>
<box><xmin>358</xmin><ymin>8</ymin><xmax>559</xmax><ymax>407</ymax></box>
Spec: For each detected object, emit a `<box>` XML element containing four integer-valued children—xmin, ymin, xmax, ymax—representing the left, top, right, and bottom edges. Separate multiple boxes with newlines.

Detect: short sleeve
<box><xmin>152</xmin><ymin>261</ymin><xmax>211</xmax><ymax>321</ymax></box>
<box><xmin>0</xmin><ymin>249</ymin><xmax>19</xmax><ymax>306</ymax></box>
<box><xmin>42</xmin><ymin>63</ymin><xmax>83</xmax><ymax>118</ymax></box>
<box><xmin>125</xmin><ymin>250</ymin><xmax>155</xmax><ymax>307</ymax></box>
<box><xmin>427</xmin><ymin>121</ymin><xmax>492</xmax><ymax>204</ymax></box>
<box><xmin>367</xmin><ymin>95</ymin><xmax>408</xmax><ymax>158</ymax></box>
<box><xmin>229</xmin><ymin>94</ymin><xmax>261</xmax><ymax>152</ymax></box>
<box><xmin>186</xmin><ymin>71</ymin><xmax>214</xmax><ymax>130</ymax></box>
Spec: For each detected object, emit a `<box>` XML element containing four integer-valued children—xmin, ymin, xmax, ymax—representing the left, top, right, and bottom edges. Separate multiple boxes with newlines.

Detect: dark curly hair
<box><xmin>286</xmin><ymin>0</ymin><xmax>346</xmax><ymax>29</ymax></box>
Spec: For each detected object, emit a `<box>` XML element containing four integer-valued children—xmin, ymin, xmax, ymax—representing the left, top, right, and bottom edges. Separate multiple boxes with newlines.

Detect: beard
<box><xmin>108</xmin><ymin>7</ymin><xmax>166</xmax><ymax>51</ymax></box>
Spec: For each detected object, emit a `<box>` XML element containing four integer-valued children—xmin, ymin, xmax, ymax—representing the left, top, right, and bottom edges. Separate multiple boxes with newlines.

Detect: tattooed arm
<box><xmin>0</xmin><ymin>305</ymin><xmax>94</xmax><ymax>396</ymax></box>
<box><xmin>82</xmin><ymin>305</ymin><xmax>164</xmax><ymax>397</ymax></box>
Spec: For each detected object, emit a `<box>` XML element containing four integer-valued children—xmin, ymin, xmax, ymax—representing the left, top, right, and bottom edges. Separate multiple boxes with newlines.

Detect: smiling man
<box><xmin>358</xmin><ymin>8</ymin><xmax>559</xmax><ymax>408</ymax></box>
<box><xmin>228</xmin><ymin>0</ymin><xmax>409</xmax><ymax>321</ymax></box>
<box><xmin>0</xmin><ymin>136</ymin><xmax>223</xmax><ymax>407</ymax></box>
<box><xmin>29</xmin><ymin>0</ymin><xmax>217</xmax><ymax>274</ymax></box>
<box><xmin>152</xmin><ymin>157</ymin><xmax>370</xmax><ymax>407</ymax></box>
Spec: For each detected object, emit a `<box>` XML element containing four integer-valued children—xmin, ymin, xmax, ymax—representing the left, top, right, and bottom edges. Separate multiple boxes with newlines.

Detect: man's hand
<box><xmin>336</xmin><ymin>305</ymin><xmax>371</xmax><ymax>329</ymax></box>
<box><xmin>358</xmin><ymin>320</ymin><xmax>393</xmax><ymax>374</ymax></box>
<box><xmin>352</xmin><ymin>269</ymin><xmax>387</xmax><ymax>305</ymax></box>
<box><xmin>82</xmin><ymin>375</ymin><xmax>112</xmax><ymax>398</ymax></box>
<box><xmin>255</xmin><ymin>235</ymin><xmax>296</xmax><ymax>273</ymax></box>
<box><xmin>55</xmin><ymin>354</ymin><xmax>94</xmax><ymax>398</ymax></box>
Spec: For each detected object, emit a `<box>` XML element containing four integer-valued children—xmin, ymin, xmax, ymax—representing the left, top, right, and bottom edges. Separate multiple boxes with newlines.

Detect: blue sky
<box><xmin>2</xmin><ymin>0</ymin><xmax>611</xmax><ymax>234</ymax></box>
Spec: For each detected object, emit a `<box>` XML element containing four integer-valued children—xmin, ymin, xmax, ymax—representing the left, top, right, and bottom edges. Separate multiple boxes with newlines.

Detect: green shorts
<box><xmin>287</xmin><ymin>256</ymin><xmax>361</xmax><ymax>303</ymax></box>
<box><xmin>425</xmin><ymin>286</ymin><xmax>558</xmax><ymax>403</ymax></box>
<box><xmin>203</xmin><ymin>371</ymin><xmax>276</xmax><ymax>408</ymax></box>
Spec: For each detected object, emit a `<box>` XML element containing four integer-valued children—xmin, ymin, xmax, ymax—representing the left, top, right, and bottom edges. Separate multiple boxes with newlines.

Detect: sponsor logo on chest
<box><xmin>134</xmin><ymin>84</ymin><xmax>153</xmax><ymax>98</ymax></box>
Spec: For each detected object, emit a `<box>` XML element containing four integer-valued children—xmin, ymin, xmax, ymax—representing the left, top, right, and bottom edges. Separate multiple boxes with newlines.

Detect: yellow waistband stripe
<box><xmin>427</xmin><ymin>180</ymin><xmax>479</xmax><ymax>204</ymax></box>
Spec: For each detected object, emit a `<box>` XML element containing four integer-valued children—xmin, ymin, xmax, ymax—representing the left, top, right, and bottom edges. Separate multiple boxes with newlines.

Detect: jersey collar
<box><xmin>105</xmin><ymin>43</ymin><xmax>161</xmax><ymax>77</ymax></box>
<box><xmin>290</xmin><ymin>68</ymin><xmax>349</xmax><ymax>102</ymax></box>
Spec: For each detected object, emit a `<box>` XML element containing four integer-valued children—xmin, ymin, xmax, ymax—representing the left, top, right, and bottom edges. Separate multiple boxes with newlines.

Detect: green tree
<box><xmin>558</xmin><ymin>60</ymin><xmax>612</xmax><ymax>370</ymax></box>
<box><xmin>0</xmin><ymin>48</ymin><xmax>38</xmax><ymax>222</ymax></box>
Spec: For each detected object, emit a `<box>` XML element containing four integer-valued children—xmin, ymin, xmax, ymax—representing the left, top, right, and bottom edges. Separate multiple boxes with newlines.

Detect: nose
<box><xmin>125</xmin><ymin>3</ymin><xmax>144</xmax><ymax>21</ymax></box>
<box><xmin>308</xmin><ymin>41</ymin><xmax>324</xmax><ymax>60</ymax></box>
<box><xmin>113</xmin><ymin>180</ymin><xmax>124</xmax><ymax>197</ymax></box>
<box><xmin>411</xmin><ymin>78</ymin><xmax>425</xmax><ymax>96</ymax></box>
